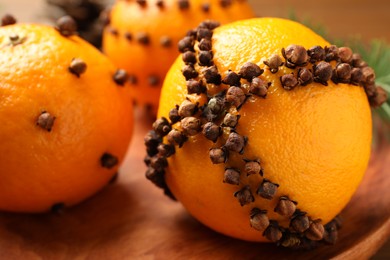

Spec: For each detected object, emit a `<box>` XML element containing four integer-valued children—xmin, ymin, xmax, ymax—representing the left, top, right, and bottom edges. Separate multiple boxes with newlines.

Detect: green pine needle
<box><xmin>287</xmin><ymin>10</ymin><xmax>328</xmax><ymax>39</ymax></box>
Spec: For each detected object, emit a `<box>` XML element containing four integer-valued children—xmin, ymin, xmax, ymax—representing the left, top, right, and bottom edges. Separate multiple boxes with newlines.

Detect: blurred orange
<box><xmin>103</xmin><ymin>0</ymin><xmax>255</xmax><ymax>114</ymax></box>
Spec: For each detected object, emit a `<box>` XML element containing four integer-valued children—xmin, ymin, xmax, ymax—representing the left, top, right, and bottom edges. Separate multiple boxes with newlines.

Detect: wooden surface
<box><xmin>0</xmin><ymin>109</ymin><xmax>389</xmax><ymax>259</ymax></box>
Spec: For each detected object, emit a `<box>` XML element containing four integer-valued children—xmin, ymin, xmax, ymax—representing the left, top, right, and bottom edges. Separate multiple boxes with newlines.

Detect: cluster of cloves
<box><xmin>274</xmin><ymin>44</ymin><xmax>387</xmax><ymax>107</ymax></box>
<box><xmin>144</xmin><ymin>123</ymin><xmax>177</xmax><ymax>199</ymax></box>
<box><xmin>142</xmin><ymin>19</ymin><xmax>390</xmax><ymax>249</ymax></box>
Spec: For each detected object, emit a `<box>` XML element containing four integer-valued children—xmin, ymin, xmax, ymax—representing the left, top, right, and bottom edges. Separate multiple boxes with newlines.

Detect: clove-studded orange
<box><xmin>102</xmin><ymin>0</ymin><xmax>254</xmax><ymax>114</ymax></box>
<box><xmin>0</xmin><ymin>18</ymin><xmax>133</xmax><ymax>213</ymax></box>
<box><xmin>146</xmin><ymin>18</ymin><xmax>387</xmax><ymax>245</ymax></box>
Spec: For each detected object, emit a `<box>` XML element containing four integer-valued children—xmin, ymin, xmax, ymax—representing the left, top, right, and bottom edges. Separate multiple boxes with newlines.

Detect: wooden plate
<box><xmin>0</xmin><ymin>110</ymin><xmax>389</xmax><ymax>259</ymax></box>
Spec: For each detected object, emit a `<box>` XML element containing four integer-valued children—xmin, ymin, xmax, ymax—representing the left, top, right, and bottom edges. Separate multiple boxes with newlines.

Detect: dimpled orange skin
<box><xmin>158</xmin><ymin>18</ymin><xmax>372</xmax><ymax>242</ymax></box>
<box><xmin>0</xmin><ymin>24</ymin><xmax>133</xmax><ymax>213</ymax></box>
<box><xmin>103</xmin><ymin>0</ymin><xmax>254</xmax><ymax>113</ymax></box>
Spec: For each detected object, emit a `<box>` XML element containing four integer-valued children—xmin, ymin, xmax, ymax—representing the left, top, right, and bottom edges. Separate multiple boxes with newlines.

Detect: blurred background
<box><xmin>1</xmin><ymin>0</ymin><xmax>389</xmax><ymax>42</ymax></box>
<box><xmin>0</xmin><ymin>0</ymin><xmax>389</xmax><ymax>258</ymax></box>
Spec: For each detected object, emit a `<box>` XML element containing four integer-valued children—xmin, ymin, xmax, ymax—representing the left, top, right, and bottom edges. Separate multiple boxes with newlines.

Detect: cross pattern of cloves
<box><xmin>144</xmin><ymin>20</ymin><xmax>387</xmax><ymax>249</ymax></box>
<box><xmin>278</xmin><ymin>44</ymin><xmax>387</xmax><ymax>107</ymax></box>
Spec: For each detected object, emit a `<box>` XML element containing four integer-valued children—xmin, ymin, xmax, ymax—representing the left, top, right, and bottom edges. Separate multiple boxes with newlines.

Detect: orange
<box><xmin>154</xmin><ymin>18</ymin><xmax>374</xmax><ymax>243</ymax></box>
<box><xmin>102</xmin><ymin>0</ymin><xmax>254</xmax><ymax>114</ymax></box>
<box><xmin>0</xmin><ymin>21</ymin><xmax>133</xmax><ymax>213</ymax></box>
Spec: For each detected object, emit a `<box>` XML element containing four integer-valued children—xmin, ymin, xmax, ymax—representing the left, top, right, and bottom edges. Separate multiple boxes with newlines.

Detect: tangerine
<box><xmin>145</xmin><ymin>18</ymin><xmax>386</xmax><ymax>245</ymax></box>
<box><xmin>0</xmin><ymin>18</ymin><xmax>133</xmax><ymax>213</ymax></box>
